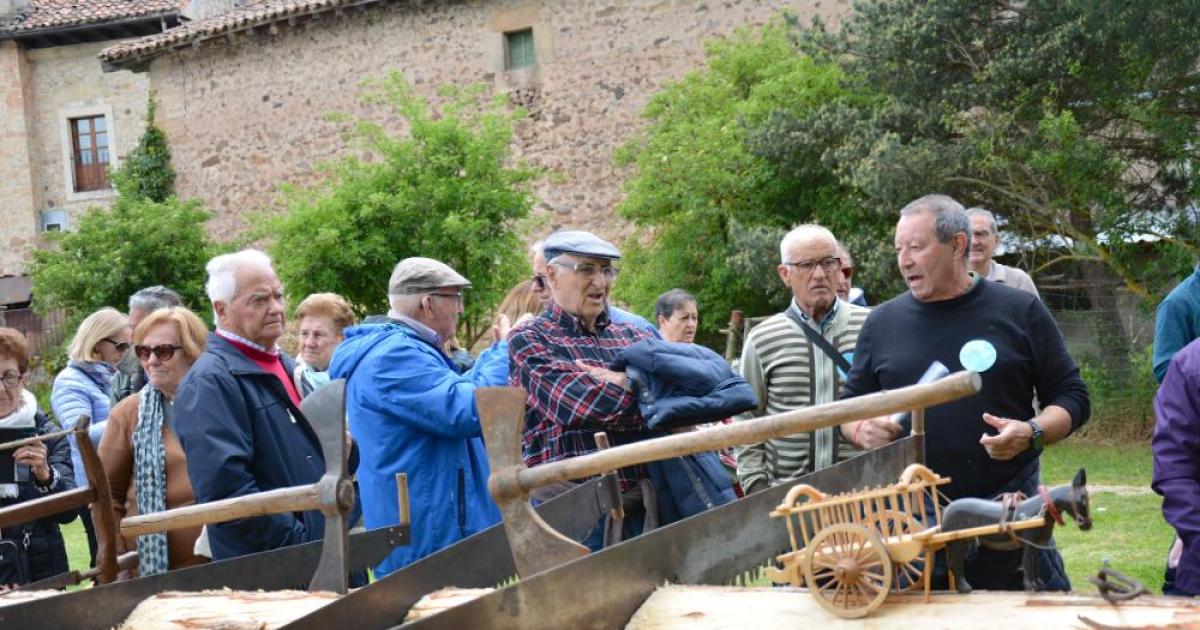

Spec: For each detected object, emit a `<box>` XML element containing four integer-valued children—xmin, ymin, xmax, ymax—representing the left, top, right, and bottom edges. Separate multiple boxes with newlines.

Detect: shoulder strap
<box><xmin>784</xmin><ymin>309</ymin><xmax>852</xmax><ymax>374</ymax></box>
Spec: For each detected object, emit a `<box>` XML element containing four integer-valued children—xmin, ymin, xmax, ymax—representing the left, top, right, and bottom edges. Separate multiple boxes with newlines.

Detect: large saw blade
<box><xmin>401</xmin><ymin>436</ymin><xmax>923</xmax><ymax>630</ymax></box>
<box><xmin>0</xmin><ymin>523</ymin><xmax>407</xmax><ymax>629</ymax></box>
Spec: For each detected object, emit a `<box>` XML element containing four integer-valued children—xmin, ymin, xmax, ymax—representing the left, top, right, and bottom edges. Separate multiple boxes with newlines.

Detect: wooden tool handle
<box><xmin>121</xmin><ymin>482</ymin><xmax>322</xmax><ymax>538</ymax></box>
<box><xmin>0</xmin><ymin>427</ymin><xmax>77</xmax><ymax>452</ymax></box>
<box><xmin>515</xmin><ymin>371</ymin><xmax>980</xmax><ymax>492</ymax></box>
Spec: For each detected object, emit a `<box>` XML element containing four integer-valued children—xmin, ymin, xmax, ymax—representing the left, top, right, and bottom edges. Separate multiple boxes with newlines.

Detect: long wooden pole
<box><xmin>121</xmin><ymin>483</ymin><xmax>323</xmax><ymax>538</ymax></box>
<box><xmin>513</xmin><ymin>371</ymin><xmax>980</xmax><ymax>493</ymax></box>
<box><xmin>0</xmin><ymin>427</ymin><xmax>76</xmax><ymax>452</ymax></box>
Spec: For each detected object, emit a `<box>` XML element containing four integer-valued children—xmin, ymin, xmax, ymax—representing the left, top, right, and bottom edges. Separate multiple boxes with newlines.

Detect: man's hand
<box><xmin>575</xmin><ymin>359</ymin><xmax>629</xmax><ymax>390</ymax></box>
<box><xmin>493</xmin><ymin>312</ymin><xmax>536</xmax><ymax>342</ymax></box>
<box><xmin>847</xmin><ymin>417</ymin><xmax>903</xmax><ymax>449</ymax></box>
<box><xmin>14</xmin><ymin>442</ymin><xmax>51</xmax><ymax>484</ymax></box>
<box><xmin>979</xmin><ymin>413</ymin><xmax>1033</xmax><ymax>461</ymax></box>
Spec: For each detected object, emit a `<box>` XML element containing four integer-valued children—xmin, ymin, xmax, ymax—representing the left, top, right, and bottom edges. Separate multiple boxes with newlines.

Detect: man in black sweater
<box><xmin>841</xmin><ymin>194</ymin><xmax>1090</xmax><ymax>591</ymax></box>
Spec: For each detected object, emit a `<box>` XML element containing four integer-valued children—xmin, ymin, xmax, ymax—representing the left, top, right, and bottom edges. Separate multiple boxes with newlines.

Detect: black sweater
<box><xmin>841</xmin><ymin>279</ymin><xmax>1090</xmax><ymax>500</ymax></box>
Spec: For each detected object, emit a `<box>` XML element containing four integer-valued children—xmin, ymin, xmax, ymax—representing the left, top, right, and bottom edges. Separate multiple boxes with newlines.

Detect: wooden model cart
<box><xmin>764</xmin><ymin>464</ymin><xmax>1052</xmax><ymax>619</ymax></box>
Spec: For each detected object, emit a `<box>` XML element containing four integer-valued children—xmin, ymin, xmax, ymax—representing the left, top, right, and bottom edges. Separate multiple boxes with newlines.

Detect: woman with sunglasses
<box><xmin>50</xmin><ymin>306</ymin><xmax>130</xmax><ymax>565</ymax></box>
<box><xmin>0</xmin><ymin>327</ymin><xmax>75</xmax><ymax>586</ymax></box>
<box><xmin>95</xmin><ymin>306</ymin><xmax>209</xmax><ymax>578</ymax></box>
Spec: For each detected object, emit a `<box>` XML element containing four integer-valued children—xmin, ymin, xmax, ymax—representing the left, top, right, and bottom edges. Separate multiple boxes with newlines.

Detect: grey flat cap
<box><xmin>388</xmin><ymin>257</ymin><xmax>471</xmax><ymax>295</ymax></box>
<box><xmin>542</xmin><ymin>230</ymin><xmax>621</xmax><ymax>261</ymax></box>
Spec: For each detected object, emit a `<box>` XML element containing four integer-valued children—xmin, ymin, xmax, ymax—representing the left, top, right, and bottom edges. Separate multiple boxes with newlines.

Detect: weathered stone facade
<box><xmin>0</xmin><ymin>39</ymin><xmax>151</xmax><ymax>276</ymax></box>
<box><xmin>140</xmin><ymin>0</ymin><xmax>851</xmax><ymax>243</ymax></box>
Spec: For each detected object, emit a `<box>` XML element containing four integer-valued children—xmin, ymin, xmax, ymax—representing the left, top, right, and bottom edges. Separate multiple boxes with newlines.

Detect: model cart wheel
<box><xmin>871</xmin><ymin>510</ymin><xmax>926</xmax><ymax>592</ymax></box>
<box><xmin>802</xmin><ymin>523</ymin><xmax>892</xmax><ymax>618</ymax></box>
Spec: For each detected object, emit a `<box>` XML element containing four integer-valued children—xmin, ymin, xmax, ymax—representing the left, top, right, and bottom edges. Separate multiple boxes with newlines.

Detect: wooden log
<box><xmin>121</xmin><ymin>483</ymin><xmax>323</xmax><ymax>538</ymax></box>
<box><xmin>119</xmin><ymin>589</ymin><xmax>338</xmax><ymax>629</ymax></box>
<box><xmin>512</xmin><ymin>372</ymin><xmax>980</xmax><ymax>495</ymax></box>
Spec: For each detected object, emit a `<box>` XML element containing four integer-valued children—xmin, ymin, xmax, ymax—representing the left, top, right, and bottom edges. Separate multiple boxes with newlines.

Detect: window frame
<box><xmin>504</xmin><ymin>28</ymin><xmax>536</xmax><ymax>70</ymax></box>
<box><xmin>58</xmin><ymin>104</ymin><xmax>118</xmax><ymax>202</ymax></box>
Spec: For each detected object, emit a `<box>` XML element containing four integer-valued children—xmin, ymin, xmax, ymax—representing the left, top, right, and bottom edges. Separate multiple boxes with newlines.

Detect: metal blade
<box><xmin>402</xmin><ymin>436</ymin><xmax>923</xmax><ymax>630</ymax></box>
<box><xmin>0</xmin><ymin>523</ymin><xmax>407</xmax><ymax>629</ymax></box>
<box><xmin>282</xmin><ymin>474</ymin><xmax>621</xmax><ymax>630</ymax></box>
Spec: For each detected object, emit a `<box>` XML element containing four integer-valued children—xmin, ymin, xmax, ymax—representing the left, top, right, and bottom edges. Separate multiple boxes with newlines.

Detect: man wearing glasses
<box><xmin>530</xmin><ymin>237</ymin><xmax>659</xmax><ymax>337</ymax></box>
<box><xmin>510</xmin><ymin>230</ymin><xmax>663</xmax><ymax>545</ymax></box>
<box><xmin>328</xmin><ymin>257</ymin><xmax>514</xmax><ymax>577</ymax></box>
<box><xmin>734</xmin><ymin>225</ymin><xmax>873</xmax><ymax>494</ymax></box>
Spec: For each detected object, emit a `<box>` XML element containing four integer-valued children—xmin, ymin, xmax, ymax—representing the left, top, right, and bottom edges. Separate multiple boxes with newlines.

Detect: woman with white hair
<box><xmin>51</xmin><ymin>306</ymin><xmax>130</xmax><ymax>565</ymax></box>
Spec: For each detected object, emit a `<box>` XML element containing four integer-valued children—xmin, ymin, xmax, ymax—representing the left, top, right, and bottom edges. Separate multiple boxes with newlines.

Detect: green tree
<box><xmin>267</xmin><ymin>73</ymin><xmax>537</xmax><ymax>345</ymax></box>
<box><xmin>771</xmin><ymin>1</ymin><xmax>1200</xmax><ymax>370</ymax></box>
<box><xmin>30</xmin><ymin>99</ymin><xmax>214</xmax><ymax>320</ymax></box>
<box><xmin>614</xmin><ymin>22</ymin><xmax>892</xmax><ymax>338</ymax></box>
<box><xmin>109</xmin><ymin>98</ymin><xmax>175</xmax><ymax>203</ymax></box>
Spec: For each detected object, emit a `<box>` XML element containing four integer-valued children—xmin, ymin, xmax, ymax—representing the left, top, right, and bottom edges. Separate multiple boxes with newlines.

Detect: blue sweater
<box><xmin>50</xmin><ymin>361</ymin><xmax>115</xmax><ymax>487</ymax></box>
<box><xmin>1154</xmin><ymin>266</ymin><xmax>1200</xmax><ymax>383</ymax></box>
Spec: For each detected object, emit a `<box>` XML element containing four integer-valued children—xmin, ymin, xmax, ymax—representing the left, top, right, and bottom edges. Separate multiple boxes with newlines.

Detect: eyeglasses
<box><xmin>428</xmin><ymin>292</ymin><xmax>464</xmax><ymax>306</ymax></box>
<box><xmin>0</xmin><ymin>371</ymin><xmax>22</xmax><ymax>388</ymax></box>
<box><xmin>103</xmin><ymin>338</ymin><xmax>131</xmax><ymax>353</ymax></box>
<box><xmin>551</xmin><ymin>261</ymin><xmax>620</xmax><ymax>280</ymax></box>
<box><xmin>783</xmin><ymin>256</ymin><xmax>842</xmax><ymax>275</ymax></box>
<box><xmin>135</xmin><ymin>344</ymin><xmax>183</xmax><ymax>361</ymax></box>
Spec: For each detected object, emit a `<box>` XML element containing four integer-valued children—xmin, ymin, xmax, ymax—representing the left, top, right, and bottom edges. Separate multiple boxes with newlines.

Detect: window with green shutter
<box><xmin>505</xmin><ymin>29</ymin><xmax>535</xmax><ymax>70</ymax></box>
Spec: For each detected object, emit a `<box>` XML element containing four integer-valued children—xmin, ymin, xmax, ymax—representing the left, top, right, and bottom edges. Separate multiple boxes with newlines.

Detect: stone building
<box><xmin>0</xmin><ymin>0</ymin><xmax>184</xmax><ymax>295</ymax></box>
<box><xmin>93</xmin><ymin>0</ymin><xmax>850</xmax><ymax>243</ymax></box>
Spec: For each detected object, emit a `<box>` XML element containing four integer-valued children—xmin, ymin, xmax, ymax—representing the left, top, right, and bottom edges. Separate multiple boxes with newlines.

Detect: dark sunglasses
<box><xmin>135</xmin><ymin>344</ymin><xmax>183</xmax><ymax>361</ymax></box>
<box><xmin>103</xmin><ymin>338</ymin><xmax>131</xmax><ymax>353</ymax></box>
<box><xmin>531</xmin><ymin>274</ymin><xmax>547</xmax><ymax>291</ymax></box>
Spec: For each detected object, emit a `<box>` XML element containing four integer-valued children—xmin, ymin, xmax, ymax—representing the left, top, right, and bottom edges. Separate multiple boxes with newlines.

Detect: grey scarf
<box><xmin>132</xmin><ymin>385</ymin><xmax>169</xmax><ymax>575</ymax></box>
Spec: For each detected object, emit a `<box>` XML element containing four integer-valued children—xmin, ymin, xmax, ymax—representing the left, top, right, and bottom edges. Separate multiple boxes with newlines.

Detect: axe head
<box><xmin>477</xmin><ymin>387</ymin><xmax>589</xmax><ymax>578</ymax></box>
<box><xmin>299</xmin><ymin>378</ymin><xmax>353</xmax><ymax>593</ymax></box>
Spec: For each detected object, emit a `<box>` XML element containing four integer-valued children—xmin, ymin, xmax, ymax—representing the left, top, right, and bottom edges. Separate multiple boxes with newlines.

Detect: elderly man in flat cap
<box><xmin>329</xmin><ymin>257</ymin><xmax>517</xmax><ymax>577</ymax></box>
<box><xmin>509</xmin><ymin>230</ymin><xmax>668</xmax><ymax>547</ymax></box>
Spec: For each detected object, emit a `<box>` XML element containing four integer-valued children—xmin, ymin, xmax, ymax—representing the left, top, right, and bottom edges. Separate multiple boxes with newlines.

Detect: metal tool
<box><xmin>119</xmin><ymin>378</ymin><xmax>356</xmax><ymax>593</ymax></box>
<box><xmin>478</xmin><ymin>371</ymin><xmax>981</xmax><ymax>578</ymax></box>
<box><xmin>1089</xmin><ymin>562</ymin><xmax>1148</xmax><ymax>603</ymax></box>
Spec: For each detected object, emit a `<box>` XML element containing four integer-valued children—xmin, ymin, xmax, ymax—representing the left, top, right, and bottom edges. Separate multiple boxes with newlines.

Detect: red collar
<box><xmin>1039</xmin><ymin>485</ymin><xmax>1064</xmax><ymax>525</ymax></box>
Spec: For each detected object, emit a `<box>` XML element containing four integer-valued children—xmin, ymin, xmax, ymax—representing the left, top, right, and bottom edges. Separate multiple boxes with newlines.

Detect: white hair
<box><xmin>779</xmin><ymin>224</ymin><xmax>839</xmax><ymax>263</ymax></box>
<box><xmin>205</xmin><ymin>249</ymin><xmax>274</xmax><ymax>308</ymax></box>
<box><xmin>387</xmin><ymin>293</ymin><xmax>423</xmax><ymax>317</ymax></box>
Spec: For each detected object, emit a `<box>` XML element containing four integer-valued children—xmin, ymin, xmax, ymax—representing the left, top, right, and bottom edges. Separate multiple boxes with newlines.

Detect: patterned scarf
<box><xmin>131</xmin><ymin>384</ymin><xmax>169</xmax><ymax>576</ymax></box>
<box><xmin>0</xmin><ymin>390</ymin><xmax>37</xmax><ymax>499</ymax></box>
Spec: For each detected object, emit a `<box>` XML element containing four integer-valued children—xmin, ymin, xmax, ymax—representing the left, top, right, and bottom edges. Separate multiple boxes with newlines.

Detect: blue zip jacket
<box><xmin>609</xmin><ymin>339</ymin><xmax>758</xmax><ymax>429</ymax></box>
<box><xmin>174</xmin><ymin>335</ymin><xmax>327</xmax><ymax>560</ymax></box>
<box><xmin>50</xmin><ymin>360</ymin><xmax>115</xmax><ymax>487</ymax></box>
<box><xmin>329</xmin><ymin>322</ymin><xmax>506</xmax><ymax>578</ymax></box>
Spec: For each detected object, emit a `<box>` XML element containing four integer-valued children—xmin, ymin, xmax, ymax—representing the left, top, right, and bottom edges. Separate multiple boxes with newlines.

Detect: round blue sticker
<box><xmin>959</xmin><ymin>339</ymin><xmax>997</xmax><ymax>373</ymax></box>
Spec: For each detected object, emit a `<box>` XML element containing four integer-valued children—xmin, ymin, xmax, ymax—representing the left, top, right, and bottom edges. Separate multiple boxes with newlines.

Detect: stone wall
<box><xmin>0</xmin><ymin>39</ymin><xmax>151</xmax><ymax>277</ymax></box>
<box><xmin>0</xmin><ymin>40</ymin><xmax>39</xmax><ymax>276</ymax></box>
<box><xmin>145</xmin><ymin>0</ymin><xmax>851</xmax><ymax>244</ymax></box>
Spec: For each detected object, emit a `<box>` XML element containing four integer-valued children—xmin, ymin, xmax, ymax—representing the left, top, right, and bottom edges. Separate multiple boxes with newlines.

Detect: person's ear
<box><xmin>213</xmin><ymin>300</ymin><xmax>228</xmax><ymax>321</ymax></box>
<box><xmin>777</xmin><ymin>264</ymin><xmax>790</xmax><ymax>284</ymax></box>
<box><xmin>954</xmin><ymin>233</ymin><xmax>969</xmax><ymax>258</ymax></box>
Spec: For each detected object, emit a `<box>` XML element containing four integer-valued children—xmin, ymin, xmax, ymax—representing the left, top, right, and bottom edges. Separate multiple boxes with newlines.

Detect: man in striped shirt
<box><xmin>734</xmin><ymin>225</ymin><xmax>893</xmax><ymax>493</ymax></box>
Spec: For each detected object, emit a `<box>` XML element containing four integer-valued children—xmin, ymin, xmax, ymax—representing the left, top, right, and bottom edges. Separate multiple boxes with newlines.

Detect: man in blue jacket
<box><xmin>329</xmin><ymin>257</ymin><xmax>513</xmax><ymax>578</ymax></box>
<box><xmin>175</xmin><ymin>249</ymin><xmax>332</xmax><ymax>560</ymax></box>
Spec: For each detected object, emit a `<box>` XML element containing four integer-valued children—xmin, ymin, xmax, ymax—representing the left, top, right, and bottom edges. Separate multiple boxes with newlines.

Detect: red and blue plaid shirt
<box><xmin>509</xmin><ymin>303</ymin><xmax>663</xmax><ymax>489</ymax></box>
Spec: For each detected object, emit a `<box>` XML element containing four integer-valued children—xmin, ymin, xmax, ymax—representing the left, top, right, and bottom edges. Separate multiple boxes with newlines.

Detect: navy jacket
<box><xmin>609</xmin><ymin>339</ymin><xmax>757</xmax><ymax>429</ymax></box>
<box><xmin>175</xmin><ymin>334</ymin><xmax>327</xmax><ymax>560</ymax></box>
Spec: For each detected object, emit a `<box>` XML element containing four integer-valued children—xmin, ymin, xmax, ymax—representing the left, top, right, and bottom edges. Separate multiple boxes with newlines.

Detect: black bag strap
<box><xmin>784</xmin><ymin>308</ymin><xmax>852</xmax><ymax>374</ymax></box>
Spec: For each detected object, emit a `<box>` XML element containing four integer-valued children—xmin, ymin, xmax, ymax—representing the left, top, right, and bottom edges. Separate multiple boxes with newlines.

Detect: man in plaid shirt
<box><xmin>509</xmin><ymin>230</ymin><xmax>664</xmax><ymax>542</ymax></box>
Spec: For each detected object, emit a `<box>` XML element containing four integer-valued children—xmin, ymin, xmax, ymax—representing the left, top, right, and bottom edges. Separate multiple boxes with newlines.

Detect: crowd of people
<box><xmin>0</xmin><ymin>190</ymin><xmax>1195</xmax><ymax>597</ymax></box>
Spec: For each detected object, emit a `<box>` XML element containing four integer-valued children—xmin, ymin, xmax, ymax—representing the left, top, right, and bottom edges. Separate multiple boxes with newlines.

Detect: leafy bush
<box><xmin>1076</xmin><ymin>345</ymin><xmax>1158</xmax><ymax>439</ymax></box>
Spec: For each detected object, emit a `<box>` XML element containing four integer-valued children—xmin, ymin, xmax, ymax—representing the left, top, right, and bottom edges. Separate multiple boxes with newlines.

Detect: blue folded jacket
<box><xmin>609</xmin><ymin>339</ymin><xmax>758</xmax><ymax>429</ymax></box>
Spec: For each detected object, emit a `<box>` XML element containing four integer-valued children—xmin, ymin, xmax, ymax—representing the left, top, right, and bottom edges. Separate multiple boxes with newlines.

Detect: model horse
<box><xmin>941</xmin><ymin>468</ymin><xmax>1091</xmax><ymax>593</ymax></box>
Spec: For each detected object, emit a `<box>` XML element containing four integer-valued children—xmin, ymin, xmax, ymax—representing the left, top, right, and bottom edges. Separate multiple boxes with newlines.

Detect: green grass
<box><xmin>1043</xmin><ymin>439</ymin><xmax>1170</xmax><ymax>595</ymax></box>
<box><xmin>60</xmin><ymin>518</ymin><xmax>91</xmax><ymax>590</ymax></box>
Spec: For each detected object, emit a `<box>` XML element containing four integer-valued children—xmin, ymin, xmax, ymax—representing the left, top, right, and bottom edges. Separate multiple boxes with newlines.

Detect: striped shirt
<box><xmin>734</xmin><ymin>299</ymin><xmax>869</xmax><ymax>492</ymax></box>
<box><xmin>508</xmin><ymin>303</ymin><xmax>660</xmax><ymax>490</ymax></box>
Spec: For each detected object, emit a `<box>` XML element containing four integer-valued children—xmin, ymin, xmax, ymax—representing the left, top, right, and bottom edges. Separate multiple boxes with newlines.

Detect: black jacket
<box><xmin>1</xmin><ymin>410</ymin><xmax>76</xmax><ymax>583</ymax></box>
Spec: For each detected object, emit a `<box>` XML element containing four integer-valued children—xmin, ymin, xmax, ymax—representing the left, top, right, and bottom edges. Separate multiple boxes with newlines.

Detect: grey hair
<box><xmin>387</xmin><ymin>293</ymin><xmax>424</xmax><ymax>317</ymax></box>
<box><xmin>129</xmin><ymin>285</ymin><xmax>183</xmax><ymax>313</ymax></box>
<box><xmin>836</xmin><ymin>244</ymin><xmax>854</xmax><ymax>268</ymax></box>
<box><xmin>900</xmin><ymin>194</ymin><xmax>972</xmax><ymax>260</ymax></box>
<box><xmin>966</xmin><ymin>207</ymin><xmax>998</xmax><ymax>234</ymax></box>
<box><xmin>205</xmin><ymin>249</ymin><xmax>274</xmax><ymax>307</ymax></box>
<box><xmin>654</xmin><ymin>288</ymin><xmax>697</xmax><ymax>321</ymax></box>
<box><xmin>779</xmin><ymin>224</ymin><xmax>838</xmax><ymax>263</ymax></box>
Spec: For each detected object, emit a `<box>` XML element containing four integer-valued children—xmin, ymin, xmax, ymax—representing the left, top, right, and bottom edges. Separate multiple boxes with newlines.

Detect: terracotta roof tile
<box><xmin>0</xmin><ymin>0</ymin><xmax>180</xmax><ymax>35</ymax></box>
<box><xmin>99</xmin><ymin>0</ymin><xmax>370</xmax><ymax>68</ymax></box>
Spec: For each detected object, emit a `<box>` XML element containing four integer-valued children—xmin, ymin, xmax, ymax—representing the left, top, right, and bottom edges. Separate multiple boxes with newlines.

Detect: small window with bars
<box><xmin>70</xmin><ymin>115</ymin><xmax>110</xmax><ymax>192</ymax></box>
<box><xmin>505</xmin><ymin>29</ymin><xmax>535</xmax><ymax>70</ymax></box>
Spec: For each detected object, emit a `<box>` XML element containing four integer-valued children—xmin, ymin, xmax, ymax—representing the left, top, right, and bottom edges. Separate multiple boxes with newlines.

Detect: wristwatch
<box><xmin>1028</xmin><ymin>419</ymin><xmax>1045</xmax><ymax>451</ymax></box>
